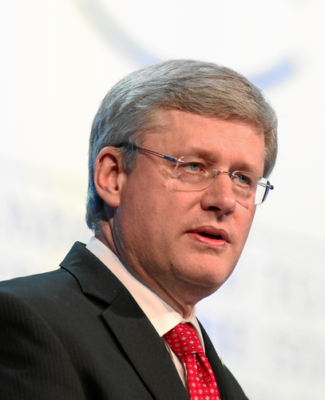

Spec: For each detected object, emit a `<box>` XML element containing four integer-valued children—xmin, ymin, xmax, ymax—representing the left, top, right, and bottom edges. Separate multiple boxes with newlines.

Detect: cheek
<box><xmin>118</xmin><ymin>165</ymin><xmax>203</xmax><ymax>244</ymax></box>
<box><xmin>238</xmin><ymin>206</ymin><xmax>256</xmax><ymax>245</ymax></box>
<box><xmin>117</xmin><ymin>185</ymin><xmax>169</xmax><ymax>243</ymax></box>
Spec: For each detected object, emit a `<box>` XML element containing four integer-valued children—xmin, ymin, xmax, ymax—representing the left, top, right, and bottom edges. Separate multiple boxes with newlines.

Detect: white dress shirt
<box><xmin>86</xmin><ymin>236</ymin><xmax>205</xmax><ymax>389</ymax></box>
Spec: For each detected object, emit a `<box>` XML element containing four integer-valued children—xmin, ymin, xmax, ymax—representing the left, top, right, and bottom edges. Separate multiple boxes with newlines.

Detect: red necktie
<box><xmin>164</xmin><ymin>323</ymin><xmax>221</xmax><ymax>400</ymax></box>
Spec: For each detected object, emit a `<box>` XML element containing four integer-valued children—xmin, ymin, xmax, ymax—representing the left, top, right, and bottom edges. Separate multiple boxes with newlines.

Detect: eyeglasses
<box><xmin>116</xmin><ymin>143</ymin><xmax>274</xmax><ymax>205</ymax></box>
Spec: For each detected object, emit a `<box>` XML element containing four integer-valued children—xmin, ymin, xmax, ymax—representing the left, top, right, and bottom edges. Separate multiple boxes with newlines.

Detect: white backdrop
<box><xmin>1</xmin><ymin>1</ymin><xmax>324</xmax><ymax>399</ymax></box>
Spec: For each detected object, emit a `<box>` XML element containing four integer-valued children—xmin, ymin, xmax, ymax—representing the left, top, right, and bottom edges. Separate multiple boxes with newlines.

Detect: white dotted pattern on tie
<box><xmin>164</xmin><ymin>323</ymin><xmax>221</xmax><ymax>400</ymax></box>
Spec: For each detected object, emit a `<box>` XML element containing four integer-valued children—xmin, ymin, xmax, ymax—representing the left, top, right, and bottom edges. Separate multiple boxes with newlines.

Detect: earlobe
<box><xmin>94</xmin><ymin>147</ymin><xmax>125</xmax><ymax>208</ymax></box>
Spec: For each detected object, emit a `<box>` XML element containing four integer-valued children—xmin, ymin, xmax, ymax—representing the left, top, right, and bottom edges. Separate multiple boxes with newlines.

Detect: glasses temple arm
<box><xmin>125</xmin><ymin>144</ymin><xmax>183</xmax><ymax>164</ymax></box>
<box><xmin>259</xmin><ymin>182</ymin><xmax>274</xmax><ymax>190</ymax></box>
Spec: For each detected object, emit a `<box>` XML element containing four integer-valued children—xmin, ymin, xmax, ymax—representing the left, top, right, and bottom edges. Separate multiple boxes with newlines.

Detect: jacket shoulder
<box><xmin>0</xmin><ymin>267</ymin><xmax>81</xmax><ymax>305</ymax></box>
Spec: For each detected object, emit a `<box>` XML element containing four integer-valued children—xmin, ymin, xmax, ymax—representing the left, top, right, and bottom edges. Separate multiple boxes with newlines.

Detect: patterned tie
<box><xmin>164</xmin><ymin>323</ymin><xmax>221</xmax><ymax>400</ymax></box>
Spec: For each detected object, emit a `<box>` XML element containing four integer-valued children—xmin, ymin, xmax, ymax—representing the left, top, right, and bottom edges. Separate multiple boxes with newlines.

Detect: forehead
<box><xmin>141</xmin><ymin>109</ymin><xmax>265</xmax><ymax>172</ymax></box>
<box><xmin>143</xmin><ymin>109</ymin><xmax>263</xmax><ymax>142</ymax></box>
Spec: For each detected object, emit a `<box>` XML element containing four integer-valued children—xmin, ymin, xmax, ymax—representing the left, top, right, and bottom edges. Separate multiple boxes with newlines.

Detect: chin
<box><xmin>179</xmin><ymin>268</ymin><xmax>233</xmax><ymax>291</ymax></box>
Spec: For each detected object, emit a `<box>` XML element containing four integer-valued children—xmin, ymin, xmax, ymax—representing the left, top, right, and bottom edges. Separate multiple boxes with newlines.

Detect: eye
<box><xmin>185</xmin><ymin>162</ymin><xmax>201</xmax><ymax>172</ymax></box>
<box><xmin>176</xmin><ymin>158</ymin><xmax>210</xmax><ymax>179</ymax></box>
<box><xmin>180</xmin><ymin>161</ymin><xmax>210</xmax><ymax>175</ymax></box>
<box><xmin>234</xmin><ymin>173</ymin><xmax>251</xmax><ymax>185</ymax></box>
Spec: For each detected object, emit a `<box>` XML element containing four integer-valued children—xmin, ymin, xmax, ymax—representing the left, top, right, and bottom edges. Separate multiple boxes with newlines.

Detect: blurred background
<box><xmin>0</xmin><ymin>0</ymin><xmax>324</xmax><ymax>398</ymax></box>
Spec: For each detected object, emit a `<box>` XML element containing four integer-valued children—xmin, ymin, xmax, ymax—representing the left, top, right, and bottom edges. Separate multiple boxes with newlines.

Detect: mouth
<box><xmin>196</xmin><ymin>231</ymin><xmax>224</xmax><ymax>240</ymax></box>
<box><xmin>188</xmin><ymin>227</ymin><xmax>229</xmax><ymax>247</ymax></box>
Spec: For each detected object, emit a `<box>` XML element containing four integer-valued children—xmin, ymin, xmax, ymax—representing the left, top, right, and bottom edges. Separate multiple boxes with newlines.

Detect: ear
<box><xmin>94</xmin><ymin>146</ymin><xmax>126</xmax><ymax>208</ymax></box>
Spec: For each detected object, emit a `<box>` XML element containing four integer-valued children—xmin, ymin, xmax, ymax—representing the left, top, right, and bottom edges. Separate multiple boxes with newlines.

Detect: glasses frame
<box><xmin>116</xmin><ymin>142</ymin><xmax>274</xmax><ymax>205</ymax></box>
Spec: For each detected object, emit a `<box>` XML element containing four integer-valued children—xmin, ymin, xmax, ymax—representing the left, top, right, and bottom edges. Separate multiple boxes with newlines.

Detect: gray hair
<box><xmin>86</xmin><ymin>59</ymin><xmax>278</xmax><ymax>231</ymax></box>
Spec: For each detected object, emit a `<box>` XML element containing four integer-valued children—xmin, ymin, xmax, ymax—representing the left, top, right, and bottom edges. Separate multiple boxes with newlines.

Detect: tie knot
<box><xmin>164</xmin><ymin>323</ymin><xmax>203</xmax><ymax>360</ymax></box>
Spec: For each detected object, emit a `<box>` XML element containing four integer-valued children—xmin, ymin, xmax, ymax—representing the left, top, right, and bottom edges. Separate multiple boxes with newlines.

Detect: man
<box><xmin>0</xmin><ymin>60</ymin><xmax>277</xmax><ymax>400</ymax></box>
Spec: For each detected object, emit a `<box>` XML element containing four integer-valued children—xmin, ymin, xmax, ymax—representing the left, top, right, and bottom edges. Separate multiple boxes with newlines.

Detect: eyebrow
<box><xmin>179</xmin><ymin>147</ymin><xmax>218</xmax><ymax>161</ymax></box>
<box><xmin>179</xmin><ymin>147</ymin><xmax>262</xmax><ymax>175</ymax></box>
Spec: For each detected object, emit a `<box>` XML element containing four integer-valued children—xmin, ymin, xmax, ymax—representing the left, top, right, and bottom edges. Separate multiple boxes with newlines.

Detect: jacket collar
<box><xmin>60</xmin><ymin>241</ymin><xmax>123</xmax><ymax>304</ymax></box>
<box><xmin>60</xmin><ymin>242</ymin><xmax>189</xmax><ymax>400</ymax></box>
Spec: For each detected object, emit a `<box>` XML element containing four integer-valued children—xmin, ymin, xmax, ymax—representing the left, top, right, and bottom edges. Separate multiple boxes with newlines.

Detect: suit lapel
<box><xmin>101</xmin><ymin>288</ymin><xmax>189</xmax><ymax>400</ymax></box>
<box><xmin>200</xmin><ymin>323</ymin><xmax>248</xmax><ymax>400</ymax></box>
<box><xmin>199</xmin><ymin>322</ymin><xmax>230</xmax><ymax>400</ymax></box>
<box><xmin>61</xmin><ymin>242</ymin><xmax>189</xmax><ymax>400</ymax></box>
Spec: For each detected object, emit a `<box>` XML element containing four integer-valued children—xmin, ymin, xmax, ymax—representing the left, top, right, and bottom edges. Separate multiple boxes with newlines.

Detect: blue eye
<box><xmin>185</xmin><ymin>163</ymin><xmax>201</xmax><ymax>172</ymax></box>
<box><xmin>234</xmin><ymin>173</ymin><xmax>250</xmax><ymax>185</ymax></box>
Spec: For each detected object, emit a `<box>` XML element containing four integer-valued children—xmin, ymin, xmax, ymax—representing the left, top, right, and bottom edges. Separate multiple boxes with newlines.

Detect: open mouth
<box><xmin>197</xmin><ymin>232</ymin><xmax>223</xmax><ymax>240</ymax></box>
<box><xmin>189</xmin><ymin>227</ymin><xmax>229</xmax><ymax>244</ymax></box>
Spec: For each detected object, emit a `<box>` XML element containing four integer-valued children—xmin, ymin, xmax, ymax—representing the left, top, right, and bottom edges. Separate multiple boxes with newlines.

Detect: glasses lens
<box><xmin>173</xmin><ymin>157</ymin><xmax>213</xmax><ymax>190</ymax></box>
<box><xmin>172</xmin><ymin>159</ymin><xmax>271</xmax><ymax>205</ymax></box>
<box><xmin>254</xmin><ymin>178</ymin><xmax>271</xmax><ymax>204</ymax></box>
<box><xmin>230</xmin><ymin>171</ymin><xmax>259</xmax><ymax>204</ymax></box>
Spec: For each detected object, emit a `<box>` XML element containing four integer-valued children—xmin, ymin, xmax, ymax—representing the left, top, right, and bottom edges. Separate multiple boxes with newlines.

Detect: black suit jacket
<box><xmin>0</xmin><ymin>242</ymin><xmax>248</xmax><ymax>400</ymax></box>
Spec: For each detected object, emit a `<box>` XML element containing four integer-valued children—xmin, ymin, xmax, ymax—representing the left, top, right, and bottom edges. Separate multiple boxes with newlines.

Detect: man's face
<box><xmin>111</xmin><ymin>110</ymin><xmax>265</xmax><ymax>309</ymax></box>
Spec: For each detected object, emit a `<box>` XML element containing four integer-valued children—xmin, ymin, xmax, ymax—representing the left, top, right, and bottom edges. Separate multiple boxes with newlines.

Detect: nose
<box><xmin>200</xmin><ymin>172</ymin><xmax>236</xmax><ymax>215</ymax></box>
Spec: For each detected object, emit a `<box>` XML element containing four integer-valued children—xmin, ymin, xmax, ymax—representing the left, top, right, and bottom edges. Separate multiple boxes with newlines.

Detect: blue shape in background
<box><xmin>76</xmin><ymin>0</ymin><xmax>295</xmax><ymax>89</ymax></box>
<box><xmin>249</xmin><ymin>59</ymin><xmax>295</xmax><ymax>89</ymax></box>
<box><xmin>76</xmin><ymin>0</ymin><xmax>160</xmax><ymax>66</ymax></box>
